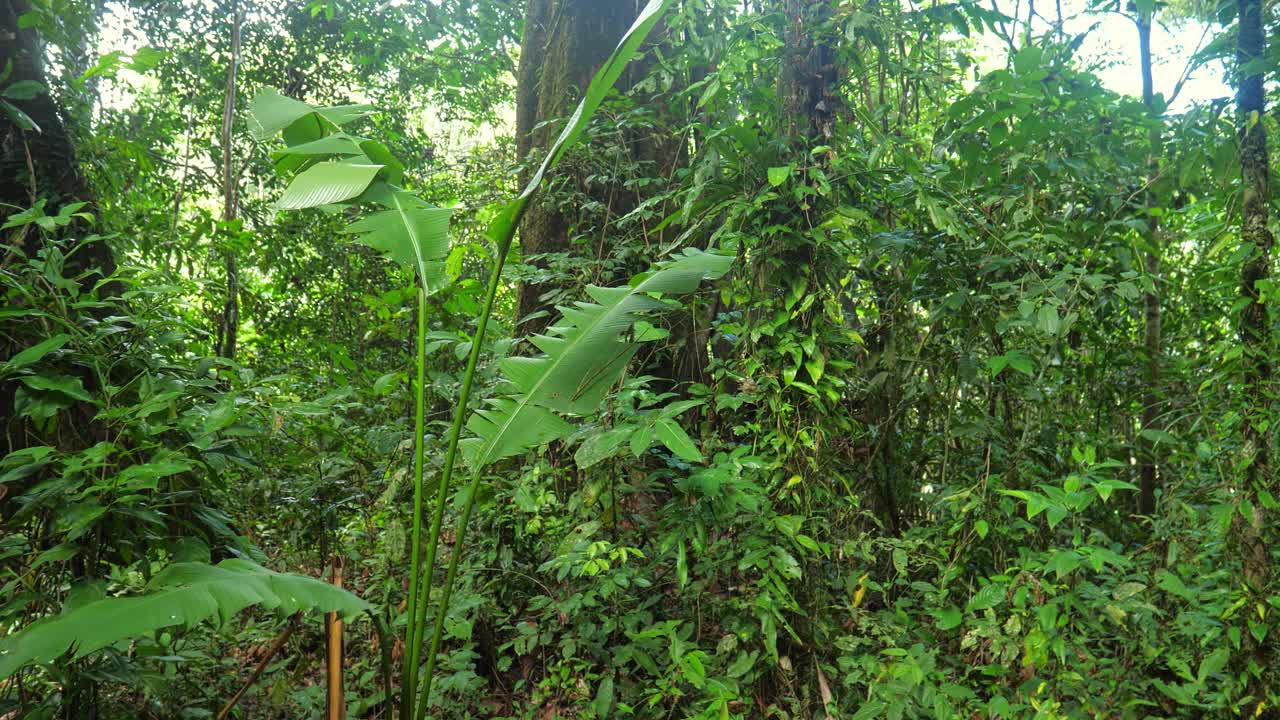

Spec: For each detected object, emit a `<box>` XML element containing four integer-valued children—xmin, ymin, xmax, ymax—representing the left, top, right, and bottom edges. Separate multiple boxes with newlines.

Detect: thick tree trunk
<box><xmin>1136</xmin><ymin>14</ymin><xmax>1162</xmax><ymax>518</ymax></box>
<box><xmin>0</xmin><ymin>0</ymin><xmax>114</xmax><ymax>279</ymax></box>
<box><xmin>1234</xmin><ymin>0</ymin><xmax>1275</xmax><ymax>708</ymax></box>
<box><xmin>514</xmin><ymin>0</ymin><xmax>638</xmax><ymax>336</ymax></box>
<box><xmin>779</xmin><ymin>0</ymin><xmax>838</xmax><ymax>142</ymax></box>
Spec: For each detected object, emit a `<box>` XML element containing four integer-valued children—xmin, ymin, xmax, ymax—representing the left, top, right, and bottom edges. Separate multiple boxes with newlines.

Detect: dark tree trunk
<box><xmin>216</xmin><ymin>0</ymin><xmax>242</xmax><ymax>359</ymax></box>
<box><xmin>779</xmin><ymin>0</ymin><xmax>838</xmax><ymax>143</ymax></box>
<box><xmin>514</xmin><ymin>0</ymin><xmax>638</xmax><ymax>336</ymax></box>
<box><xmin>0</xmin><ymin>0</ymin><xmax>114</xmax><ymax>279</ymax></box>
<box><xmin>1234</xmin><ymin>0</ymin><xmax>1275</xmax><ymax>708</ymax></box>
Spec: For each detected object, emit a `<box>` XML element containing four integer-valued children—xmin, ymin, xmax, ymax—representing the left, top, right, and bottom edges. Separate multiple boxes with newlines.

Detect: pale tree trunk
<box><xmin>1136</xmin><ymin>12</ymin><xmax>1162</xmax><ymax>518</ymax></box>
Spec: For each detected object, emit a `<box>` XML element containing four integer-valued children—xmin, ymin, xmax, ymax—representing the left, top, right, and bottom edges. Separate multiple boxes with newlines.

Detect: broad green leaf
<box><xmin>275</xmin><ymin>162</ymin><xmax>381</xmax><ymax>209</ymax></box>
<box><xmin>248</xmin><ymin>88</ymin><xmax>318</xmax><ymax>140</ymax></box>
<box><xmin>934</xmin><ymin>606</ymin><xmax>963</xmax><ymax>630</ymax></box>
<box><xmin>345</xmin><ymin>190</ymin><xmax>452</xmax><ymax>294</ymax></box>
<box><xmin>655</xmin><ymin>419</ymin><xmax>702</xmax><ymax>462</ymax></box>
<box><xmin>575</xmin><ymin>426</ymin><xmax>635</xmax><ymax>469</ymax></box>
<box><xmin>4</xmin><ymin>334</ymin><xmax>70</xmax><ymax>373</ymax></box>
<box><xmin>767</xmin><ymin>166</ymin><xmax>792</xmax><ymax>187</ymax></box>
<box><xmin>19</xmin><ymin>375</ymin><xmax>91</xmax><ymax>402</ymax></box>
<box><xmin>0</xmin><ymin>559</ymin><xmax>370</xmax><ymax>679</ymax></box>
<box><xmin>595</xmin><ymin>675</ymin><xmax>615</xmax><ymax>718</ymax></box>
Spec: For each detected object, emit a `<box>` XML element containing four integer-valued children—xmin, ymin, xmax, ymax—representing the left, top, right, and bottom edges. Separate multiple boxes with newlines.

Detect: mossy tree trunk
<box><xmin>514</xmin><ymin>0</ymin><xmax>639</xmax><ymax>336</ymax></box>
<box><xmin>1233</xmin><ymin>0</ymin><xmax>1276</xmax><ymax>708</ymax></box>
<box><xmin>0</xmin><ymin>0</ymin><xmax>114</xmax><ymax>280</ymax></box>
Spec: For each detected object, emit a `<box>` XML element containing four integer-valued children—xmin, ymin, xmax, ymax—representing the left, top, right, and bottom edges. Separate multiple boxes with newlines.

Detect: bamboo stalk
<box><xmin>326</xmin><ymin>556</ymin><xmax>345</xmax><ymax>720</ymax></box>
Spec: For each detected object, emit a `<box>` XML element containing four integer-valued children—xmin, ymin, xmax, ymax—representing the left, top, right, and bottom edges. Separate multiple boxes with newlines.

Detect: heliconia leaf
<box><xmin>248</xmin><ymin>88</ymin><xmax>317</xmax><ymax>140</ymax></box>
<box><xmin>270</xmin><ymin>133</ymin><xmax>366</xmax><ymax>158</ymax></box>
<box><xmin>0</xmin><ymin>559</ymin><xmax>370</xmax><ymax>679</ymax></box>
<box><xmin>462</xmin><ymin>248</ymin><xmax>732</xmax><ymax>471</ymax></box>
<box><xmin>275</xmin><ymin>162</ymin><xmax>382</xmax><ymax>210</ymax></box>
<box><xmin>344</xmin><ymin>189</ymin><xmax>453</xmax><ymax>295</ymax></box>
<box><xmin>249</xmin><ymin>89</ymin><xmax>373</xmax><ymax>141</ymax></box>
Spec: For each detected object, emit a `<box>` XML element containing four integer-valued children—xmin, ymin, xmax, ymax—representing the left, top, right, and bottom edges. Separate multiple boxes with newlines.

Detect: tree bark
<box><xmin>514</xmin><ymin>0</ymin><xmax>639</xmax><ymax>336</ymax></box>
<box><xmin>1234</xmin><ymin>0</ymin><xmax>1275</xmax><ymax>708</ymax></box>
<box><xmin>779</xmin><ymin>0</ymin><xmax>839</xmax><ymax>143</ymax></box>
<box><xmin>216</xmin><ymin>0</ymin><xmax>242</xmax><ymax>359</ymax></box>
<box><xmin>0</xmin><ymin>0</ymin><xmax>114</xmax><ymax>279</ymax></box>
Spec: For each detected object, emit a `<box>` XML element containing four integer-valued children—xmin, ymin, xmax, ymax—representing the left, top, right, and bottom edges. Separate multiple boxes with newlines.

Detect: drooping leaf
<box><xmin>344</xmin><ymin>190</ymin><xmax>453</xmax><ymax>294</ymax></box>
<box><xmin>0</xmin><ymin>559</ymin><xmax>370</xmax><ymax>679</ymax></box>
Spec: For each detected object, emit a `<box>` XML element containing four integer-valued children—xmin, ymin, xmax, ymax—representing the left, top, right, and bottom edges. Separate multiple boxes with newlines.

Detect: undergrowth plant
<box><xmin>247</xmin><ymin>1</ymin><xmax>733</xmax><ymax>716</ymax></box>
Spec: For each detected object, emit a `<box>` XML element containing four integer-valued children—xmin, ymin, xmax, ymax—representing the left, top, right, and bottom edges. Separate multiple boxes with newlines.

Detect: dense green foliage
<box><xmin>2</xmin><ymin>0</ymin><xmax>1279</xmax><ymax>718</ymax></box>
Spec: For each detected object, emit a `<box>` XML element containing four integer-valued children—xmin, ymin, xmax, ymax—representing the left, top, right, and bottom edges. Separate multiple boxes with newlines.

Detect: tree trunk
<box><xmin>779</xmin><ymin>0</ymin><xmax>838</xmax><ymax>142</ymax></box>
<box><xmin>1136</xmin><ymin>13</ymin><xmax>1162</xmax><ymax>518</ymax></box>
<box><xmin>1234</xmin><ymin>0</ymin><xmax>1275</xmax><ymax>708</ymax></box>
<box><xmin>0</xmin><ymin>0</ymin><xmax>114</xmax><ymax>279</ymax></box>
<box><xmin>216</xmin><ymin>0</ymin><xmax>242</xmax><ymax>359</ymax></box>
<box><xmin>514</xmin><ymin>0</ymin><xmax>638</xmax><ymax>336</ymax></box>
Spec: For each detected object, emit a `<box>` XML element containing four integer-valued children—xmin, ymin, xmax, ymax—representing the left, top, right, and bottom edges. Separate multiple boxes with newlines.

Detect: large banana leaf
<box><xmin>251</xmin><ymin>92</ymin><xmax>451</xmax><ymax>295</ymax></box>
<box><xmin>0</xmin><ymin>559</ymin><xmax>370</xmax><ymax>679</ymax></box>
<box><xmin>461</xmin><ymin>248</ymin><xmax>733</xmax><ymax>470</ymax></box>
<box><xmin>345</xmin><ymin>188</ymin><xmax>453</xmax><ymax>295</ymax></box>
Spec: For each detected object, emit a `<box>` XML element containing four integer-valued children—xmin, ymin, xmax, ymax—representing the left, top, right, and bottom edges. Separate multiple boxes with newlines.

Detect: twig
<box><xmin>215</xmin><ymin>614</ymin><xmax>299</xmax><ymax>720</ymax></box>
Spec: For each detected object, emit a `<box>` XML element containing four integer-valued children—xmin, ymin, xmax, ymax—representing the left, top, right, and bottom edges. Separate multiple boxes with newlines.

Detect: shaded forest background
<box><xmin>2</xmin><ymin>0</ymin><xmax>1279</xmax><ymax>718</ymax></box>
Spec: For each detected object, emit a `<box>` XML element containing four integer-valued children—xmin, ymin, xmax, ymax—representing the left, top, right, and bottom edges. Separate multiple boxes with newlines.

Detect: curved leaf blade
<box><xmin>0</xmin><ymin>559</ymin><xmax>370</xmax><ymax>679</ymax></box>
<box><xmin>275</xmin><ymin>162</ymin><xmax>382</xmax><ymax>210</ymax></box>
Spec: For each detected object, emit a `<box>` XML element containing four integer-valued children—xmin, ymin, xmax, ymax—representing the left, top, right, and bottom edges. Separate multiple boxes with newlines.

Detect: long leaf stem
<box><xmin>404</xmin><ymin>245</ymin><xmax>511</xmax><ymax>719</ymax></box>
<box><xmin>400</xmin><ymin>287</ymin><xmax>429</xmax><ymax>719</ymax></box>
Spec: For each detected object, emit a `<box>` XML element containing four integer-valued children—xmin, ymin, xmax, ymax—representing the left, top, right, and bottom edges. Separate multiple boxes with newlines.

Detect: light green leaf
<box><xmin>275</xmin><ymin>162</ymin><xmax>381</xmax><ymax>210</ymax></box>
<box><xmin>344</xmin><ymin>190</ymin><xmax>452</xmax><ymax>294</ymax></box>
<box><xmin>935</xmin><ymin>606</ymin><xmax>963</xmax><ymax>630</ymax></box>
<box><xmin>461</xmin><ymin>249</ymin><xmax>732</xmax><ymax>471</ymax></box>
<box><xmin>655</xmin><ymin>419</ymin><xmax>702</xmax><ymax>462</ymax></box>
<box><xmin>767</xmin><ymin>166</ymin><xmax>792</xmax><ymax>187</ymax></box>
<box><xmin>248</xmin><ymin>88</ymin><xmax>318</xmax><ymax>140</ymax></box>
<box><xmin>0</xmin><ymin>559</ymin><xmax>370</xmax><ymax>679</ymax></box>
